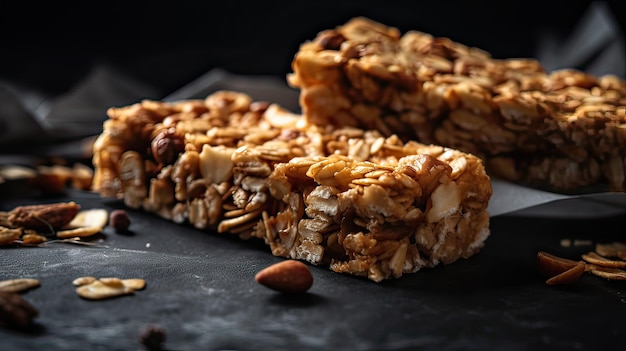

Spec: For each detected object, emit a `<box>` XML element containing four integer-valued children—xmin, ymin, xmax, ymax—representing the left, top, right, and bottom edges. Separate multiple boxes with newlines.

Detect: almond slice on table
<box><xmin>75</xmin><ymin>277</ymin><xmax>146</xmax><ymax>300</ymax></box>
<box><xmin>581</xmin><ymin>251</ymin><xmax>626</xmax><ymax>269</ymax></box>
<box><xmin>0</xmin><ymin>278</ymin><xmax>40</xmax><ymax>293</ymax></box>
<box><xmin>595</xmin><ymin>242</ymin><xmax>626</xmax><ymax>261</ymax></box>
<box><xmin>57</xmin><ymin>208</ymin><xmax>109</xmax><ymax>238</ymax></box>
<box><xmin>587</xmin><ymin>264</ymin><xmax>626</xmax><ymax>280</ymax></box>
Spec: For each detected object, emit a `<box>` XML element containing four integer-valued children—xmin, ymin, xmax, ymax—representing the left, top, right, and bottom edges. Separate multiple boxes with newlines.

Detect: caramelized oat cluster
<box><xmin>288</xmin><ymin>17</ymin><xmax>626</xmax><ymax>191</ymax></box>
<box><xmin>91</xmin><ymin>91</ymin><xmax>492</xmax><ymax>282</ymax></box>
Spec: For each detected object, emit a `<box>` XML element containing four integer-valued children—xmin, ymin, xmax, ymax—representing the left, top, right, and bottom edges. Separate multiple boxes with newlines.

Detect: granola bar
<box><xmin>91</xmin><ymin>91</ymin><xmax>492</xmax><ymax>282</ymax></box>
<box><xmin>287</xmin><ymin>17</ymin><xmax>626</xmax><ymax>192</ymax></box>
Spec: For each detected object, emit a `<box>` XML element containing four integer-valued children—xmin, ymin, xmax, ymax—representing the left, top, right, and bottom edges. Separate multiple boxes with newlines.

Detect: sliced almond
<box><xmin>536</xmin><ymin>251</ymin><xmax>583</xmax><ymax>278</ymax></box>
<box><xmin>65</xmin><ymin>208</ymin><xmax>109</xmax><ymax>230</ymax></box>
<box><xmin>545</xmin><ymin>261</ymin><xmax>586</xmax><ymax>285</ymax></box>
<box><xmin>72</xmin><ymin>276</ymin><xmax>97</xmax><ymax>286</ymax></box>
<box><xmin>56</xmin><ymin>225</ymin><xmax>103</xmax><ymax>238</ymax></box>
<box><xmin>581</xmin><ymin>251</ymin><xmax>626</xmax><ymax>268</ymax></box>
<box><xmin>76</xmin><ymin>279</ymin><xmax>135</xmax><ymax>300</ymax></box>
<box><xmin>0</xmin><ymin>278</ymin><xmax>41</xmax><ymax>293</ymax></box>
<box><xmin>595</xmin><ymin>242</ymin><xmax>626</xmax><ymax>261</ymax></box>
<box><xmin>121</xmin><ymin>278</ymin><xmax>146</xmax><ymax>290</ymax></box>
<box><xmin>589</xmin><ymin>265</ymin><xmax>626</xmax><ymax>280</ymax></box>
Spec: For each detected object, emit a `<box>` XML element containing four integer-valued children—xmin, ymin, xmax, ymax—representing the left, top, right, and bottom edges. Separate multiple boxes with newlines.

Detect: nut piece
<box><xmin>140</xmin><ymin>325</ymin><xmax>167</xmax><ymax>351</ymax></box>
<box><xmin>72</xmin><ymin>276</ymin><xmax>97</xmax><ymax>286</ymax></box>
<box><xmin>255</xmin><ymin>259</ymin><xmax>313</xmax><ymax>293</ymax></box>
<box><xmin>0</xmin><ymin>278</ymin><xmax>40</xmax><ymax>293</ymax></box>
<box><xmin>581</xmin><ymin>251</ymin><xmax>626</xmax><ymax>268</ymax></box>
<box><xmin>588</xmin><ymin>265</ymin><xmax>626</xmax><ymax>280</ymax></box>
<box><xmin>545</xmin><ymin>261</ymin><xmax>586</xmax><ymax>285</ymax></box>
<box><xmin>75</xmin><ymin>277</ymin><xmax>147</xmax><ymax>300</ymax></box>
<box><xmin>8</xmin><ymin>202</ymin><xmax>81</xmax><ymax>230</ymax></box>
<box><xmin>66</xmin><ymin>208</ymin><xmax>109</xmax><ymax>231</ymax></box>
<box><xmin>109</xmin><ymin>209</ymin><xmax>131</xmax><ymax>232</ymax></box>
<box><xmin>0</xmin><ymin>291</ymin><xmax>39</xmax><ymax>328</ymax></box>
<box><xmin>536</xmin><ymin>251</ymin><xmax>584</xmax><ymax>279</ymax></box>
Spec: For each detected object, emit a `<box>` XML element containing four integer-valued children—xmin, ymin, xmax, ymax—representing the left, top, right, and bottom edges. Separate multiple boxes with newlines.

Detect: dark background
<box><xmin>1</xmin><ymin>0</ymin><xmax>625</xmax><ymax>100</ymax></box>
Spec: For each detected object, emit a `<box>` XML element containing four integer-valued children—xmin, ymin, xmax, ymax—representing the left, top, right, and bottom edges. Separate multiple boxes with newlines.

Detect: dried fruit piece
<box><xmin>0</xmin><ymin>278</ymin><xmax>40</xmax><ymax>293</ymax></box>
<box><xmin>255</xmin><ymin>259</ymin><xmax>313</xmax><ymax>293</ymax></box>
<box><xmin>536</xmin><ymin>251</ymin><xmax>583</xmax><ymax>278</ymax></box>
<box><xmin>0</xmin><ymin>291</ymin><xmax>39</xmax><ymax>328</ymax></box>
<box><xmin>545</xmin><ymin>261</ymin><xmax>586</xmax><ymax>285</ymax></box>
<box><xmin>581</xmin><ymin>251</ymin><xmax>626</xmax><ymax>268</ymax></box>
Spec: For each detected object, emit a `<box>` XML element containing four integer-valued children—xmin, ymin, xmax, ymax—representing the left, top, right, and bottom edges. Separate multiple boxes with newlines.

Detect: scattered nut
<box><xmin>581</xmin><ymin>251</ymin><xmax>626</xmax><ymax>269</ymax></box>
<box><xmin>72</xmin><ymin>276</ymin><xmax>97</xmax><ymax>286</ymax></box>
<box><xmin>109</xmin><ymin>209</ymin><xmax>131</xmax><ymax>233</ymax></box>
<box><xmin>7</xmin><ymin>202</ymin><xmax>81</xmax><ymax>231</ymax></box>
<box><xmin>536</xmin><ymin>251</ymin><xmax>584</xmax><ymax>279</ymax></box>
<box><xmin>75</xmin><ymin>277</ymin><xmax>146</xmax><ymax>300</ymax></box>
<box><xmin>255</xmin><ymin>259</ymin><xmax>313</xmax><ymax>293</ymax></box>
<box><xmin>0</xmin><ymin>227</ymin><xmax>22</xmax><ymax>246</ymax></box>
<box><xmin>71</xmin><ymin>163</ymin><xmax>94</xmax><ymax>191</ymax></box>
<box><xmin>540</xmin><ymin>240</ymin><xmax>626</xmax><ymax>285</ymax></box>
<box><xmin>140</xmin><ymin>325</ymin><xmax>167</xmax><ymax>351</ymax></box>
<box><xmin>34</xmin><ymin>165</ymin><xmax>73</xmax><ymax>195</ymax></box>
<box><xmin>594</xmin><ymin>242</ymin><xmax>626</xmax><ymax>261</ymax></box>
<box><xmin>56</xmin><ymin>226</ymin><xmax>103</xmax><ymax>239</ymax></box>
<box><xmin>588</xmin><ymin>265</ymin><xmax>626</xmax><ymax>280</ymax></box>
<box><xmin>0</xmin><ymin>291</ymin><xmax>39</xmax><ymax>328</ymax></box>
<box><xmin>120</xmin><ymin>278</ymin><xmax>147</xmax><ymax>290</ymax></box>
<box><xmin>545</xmin><ymin>261</ymin><xmax>586</xmax><ymax>285</ymax></box>
<box><xmin>20</xmin><ymin>232</ymin><xmax>47</xmax><ymax>245</ymax></box>
<box><xmin>66</xmin><ymin>208</ymin><xmax>109</xmax><ymax>231</ymax></box>
<box><xmin>0</xmin><ymin>278</ymin><xmax>40</xmax><ymax>294</ymax></box>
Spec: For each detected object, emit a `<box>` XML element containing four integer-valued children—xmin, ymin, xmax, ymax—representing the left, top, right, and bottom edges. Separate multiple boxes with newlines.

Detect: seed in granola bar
<box><xmin>109</xmin><ymin>209</ymin><xmax>131</xmax><ymax>233</ymax></box>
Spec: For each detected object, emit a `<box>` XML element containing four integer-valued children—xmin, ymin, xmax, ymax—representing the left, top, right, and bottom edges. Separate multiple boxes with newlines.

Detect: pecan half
<box><xmin>7</xmin><ymin>202</ymin><xmax>80</xmax><ymax>231</ymax></box>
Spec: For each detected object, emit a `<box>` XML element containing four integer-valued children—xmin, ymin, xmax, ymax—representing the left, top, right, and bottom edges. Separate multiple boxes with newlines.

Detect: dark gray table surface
<box><xmin>1</xmin><ymin>187</ymin><xmax>625</xmax><ymax>351</ymax></box>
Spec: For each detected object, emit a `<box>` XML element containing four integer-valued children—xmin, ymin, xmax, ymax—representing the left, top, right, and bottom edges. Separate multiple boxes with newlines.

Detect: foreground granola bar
<box><xmin>288</xmin><ymin>17</ymin><xmax>626</xmax><ymax>192</ymax></box>
<box><xmin>91</xmin><ymin>91</ymin><xmax>492</xmax><ymax>282</ymax></box>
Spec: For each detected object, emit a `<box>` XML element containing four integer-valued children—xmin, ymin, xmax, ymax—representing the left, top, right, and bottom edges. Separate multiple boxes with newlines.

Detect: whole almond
<box><xmin>255</xmin><ymin>260</ymin><xmax>313</xmax><ymax>293</ymax></box>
